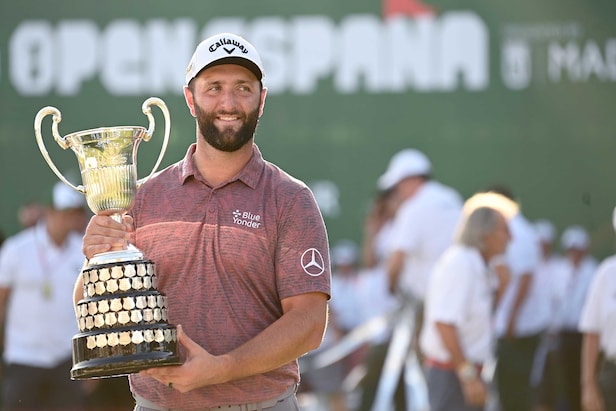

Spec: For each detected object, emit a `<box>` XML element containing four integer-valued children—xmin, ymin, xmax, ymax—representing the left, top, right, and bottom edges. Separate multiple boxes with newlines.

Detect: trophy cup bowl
<box><xmin>34</xmin><ymin>97</ymin><xmax>181</xmax><ymax>379</ymax></box>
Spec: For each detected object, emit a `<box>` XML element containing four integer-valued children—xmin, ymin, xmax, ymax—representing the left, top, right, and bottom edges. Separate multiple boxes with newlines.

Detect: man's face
<box><xmin>483</xmin><ymin>212</ymin><xmax>511</xmax><ymax>257</ymax></box>
<box><xmin>187</xmin><ymin>64</ymin><xmax>265</xmax><ymax>152</ymax></box>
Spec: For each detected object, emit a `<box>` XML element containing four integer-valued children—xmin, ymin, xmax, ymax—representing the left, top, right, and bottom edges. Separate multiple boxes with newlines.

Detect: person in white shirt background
<box><xmin>421</xmin><ymin>205</ymin><xmax>512</xmax><ymax>411</ymax></box>
<box><xmin>0</xmin><ymin>182</ymin><xmax>89</xmax><ymax>411</ymax></box>
<box><xmin>476</xmin><ymin>186</ymin><xmax>547</xmax><ymax>411</ymax></box>
<box><xmin>579</xmin><ymin>209</ymin><xmax>616</xmax><ymax>411</ymax></box>
<box><xmin>532</xmin><ymin>219</ymin><xmax>568</xmax><ymax>411</ymax></box>
<box><xmin>551</xmin><ymin>225</ymin><xmax>598</xmax><ymax>411</ymax></box>
<box><xmin>360</xmin><ymin>148</ymin><xmax>463</xmax><ymax>411</ymax></box>
<box><xmin>379</xmin><ymin>148</ymin><xmax>463</xmax><ymax>306</ymax></box>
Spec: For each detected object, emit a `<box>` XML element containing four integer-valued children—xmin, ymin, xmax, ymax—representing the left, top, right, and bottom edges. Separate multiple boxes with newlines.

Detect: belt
<box><xmin>134</xmin><ymin>384</ymin><xmax>297</xmax><ymax>411</ymax></box>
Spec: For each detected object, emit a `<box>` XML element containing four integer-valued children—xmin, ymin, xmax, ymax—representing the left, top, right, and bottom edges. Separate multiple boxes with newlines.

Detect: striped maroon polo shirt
<box><xmin>128</xmin><ymin>143</ymin><xmax>331</xmax><ymax>409</ymax></box>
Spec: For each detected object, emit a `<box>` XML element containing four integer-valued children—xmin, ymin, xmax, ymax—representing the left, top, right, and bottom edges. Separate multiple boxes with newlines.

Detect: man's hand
<box><xmin>582</xmin><ymin>380</ymin><xmax>605</xmax><ymax>411</ymax></box>
<box><xmin>460</xmin><ymin>377</ymin><xmax>487</xmax><ymax>407</ymax></box>
<box><xmin>82</xmin><ymin>215</ymin><xmax>133</xmax><ymax>259</ymax></box>
<box><xmin>140</xmin><ymin>325</ymin><xmax>230</xmax><ymax>393</ymax></box>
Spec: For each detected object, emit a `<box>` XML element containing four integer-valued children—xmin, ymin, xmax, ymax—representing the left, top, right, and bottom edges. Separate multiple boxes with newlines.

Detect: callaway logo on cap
<box><xmin>184</xmin><ymin>32</ymin><xmax>264</xmax><ymax>85</ymax></box>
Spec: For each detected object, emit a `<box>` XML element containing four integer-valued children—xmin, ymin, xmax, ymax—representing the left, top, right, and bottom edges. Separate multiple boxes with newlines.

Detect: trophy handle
<box><xmin>137</xmin><ymin>97</ymin><xmax>170</xmax><ymax>188</ymax></box>
<box><xmin>34</xmin><ymin>107</ymin><xmax>85</xmax><ymax>194</ymax></box>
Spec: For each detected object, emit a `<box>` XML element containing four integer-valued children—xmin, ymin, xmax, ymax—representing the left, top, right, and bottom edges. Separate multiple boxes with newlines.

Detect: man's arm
<box><xmin>435</xmin><ymin>322</ymin><xmax>486</xmax><ymax>407</ymax></box>
<box><xmin>386</xmin><ymin>250</ymin><xmax>405</xmax><ymax>294</ymax></box>
<box><xmin>0</xmin><ymin>286</ymin><xmax>10</xmax><ymax>380</ymax></box>
<box><xmin>581</xmin><ymin>332</ymin><xmax>604</xmax><ymax>411</ymax></box>
<box><xmin>141</xmin><ymin>291</ymin><xmax>329</xmax><ymax>393</ymax></box>
<box><xmin>0</xmin><ymin>287</ymin><xmax>10</xmax><ymax>351</ymax></box>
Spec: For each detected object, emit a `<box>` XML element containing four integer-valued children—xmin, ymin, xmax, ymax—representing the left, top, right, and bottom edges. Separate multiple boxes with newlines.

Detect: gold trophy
<box><xmin>34</xmin><ymin>98</ymin><xmax>180</xmax><ymax>379</ymax></box>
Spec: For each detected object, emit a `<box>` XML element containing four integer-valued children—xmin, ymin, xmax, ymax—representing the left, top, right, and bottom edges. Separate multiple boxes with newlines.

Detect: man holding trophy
<box><xmin>78</xmin><ymin>32</ymin><xmax>331</xmax><ymax>410</ymax></box>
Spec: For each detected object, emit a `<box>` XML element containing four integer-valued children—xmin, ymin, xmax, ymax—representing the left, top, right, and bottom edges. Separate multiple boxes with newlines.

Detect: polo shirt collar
<box><xmin>178</xmin><ymin>143</ymin><xmax>264</xmax><ymax>189</ymax></box>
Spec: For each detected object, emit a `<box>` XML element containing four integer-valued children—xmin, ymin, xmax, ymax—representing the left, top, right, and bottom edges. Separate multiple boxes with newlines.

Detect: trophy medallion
<box><xmin>34</xmin><ymin>97</ymin><xmax>181</xmax><ymax>379</ymax></box>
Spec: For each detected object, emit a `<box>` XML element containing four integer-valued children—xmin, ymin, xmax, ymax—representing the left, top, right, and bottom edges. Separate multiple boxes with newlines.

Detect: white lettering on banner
<box><xmin>249</xmin><ymin>18</ymin><xmax>287</xmax><ymax>93</ymax></box>
<box><xmin>144</xmin><ymin>20</ymin><xmax>195</xmax><ymax>94</ymax></box>
<box><xmin>438</xmin><ymin>12</ymin><xmax>488</xmax><ymax>91</ymax></box>
<box><xmin>291</xmin><ymin>16</ymin><xmax>336</xmax><ymax>94</ymax></box>
<box><xmin>502</xmin><ymin>39</ymin><xmax>532</xmax><ymax>90</ymax></box>
<box><xmin>10</xmin><ymin>20</ymin><xmax>54</xmax><ymax>95</ymax></box>
<box><xmin>501</xmin><ymin>22</ymin><xmax>616</xmax><ymax>88</ymax></box>
<box><xmin>101</xmin><ymin>20</ymin><xmax>142</xmax><ymax>95</ymax></box>
<box><xmin>7</xmin><ymin>13</ymin><xmax>489</xmax><ymax>96</ymax></box>
<box><xmin>57</xmin><ymin>21</ymin><xmax>98</xmax><ymax>95</ymax></box>
<box><xmin>548</xmin><ymin>40</ymin><xmax>616</xmax><ymax>82</ymax></box>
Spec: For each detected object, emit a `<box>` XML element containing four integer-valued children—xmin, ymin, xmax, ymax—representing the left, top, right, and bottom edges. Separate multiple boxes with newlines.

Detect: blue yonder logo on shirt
<box><xmin>232</xmin><ymin>209</ymin><xmax>262</xmax><ymax>229</ymax></box>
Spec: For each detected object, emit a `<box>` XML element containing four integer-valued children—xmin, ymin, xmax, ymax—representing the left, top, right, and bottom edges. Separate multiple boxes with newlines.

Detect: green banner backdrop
<box><xmin>1</xmin><ymin>0</ymin><xmax>615</xmax><ymax>257</ymax></box>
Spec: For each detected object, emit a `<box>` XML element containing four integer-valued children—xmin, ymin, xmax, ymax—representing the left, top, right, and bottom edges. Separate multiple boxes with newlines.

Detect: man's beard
<box><xmin>194</xmin><ymin>102</ymin><xmax>260</xmax><ymax>152</ymax></box>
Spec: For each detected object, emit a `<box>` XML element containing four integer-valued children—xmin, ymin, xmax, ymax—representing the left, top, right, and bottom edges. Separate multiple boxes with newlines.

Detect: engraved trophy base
<box><xmin>71</xmin><ymin>324</ymin><xmax>181</xmax><ymax>379</ymax></box>
<box><xmin>71</xmin><ymin>259</ymin><xmax>181</xmax><ymax>380</ymax></box>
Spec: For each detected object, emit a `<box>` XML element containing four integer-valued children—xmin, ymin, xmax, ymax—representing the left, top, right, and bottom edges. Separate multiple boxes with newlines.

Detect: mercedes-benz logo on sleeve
<box><xmin>301</xmin><ymin>248</ymin><xmax>325</xmax><ymax>277</ymax></box>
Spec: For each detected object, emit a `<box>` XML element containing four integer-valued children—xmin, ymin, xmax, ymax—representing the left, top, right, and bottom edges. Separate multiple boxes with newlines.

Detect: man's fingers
<box><xmin>82</xmin><ymin>215</ymin><xmax>132</xmax><ymax>259</ymax></box>
<box><xmin>83</xmin><ymin>243</ymin><xmax>112</xmax><ymax>259</ymax></box>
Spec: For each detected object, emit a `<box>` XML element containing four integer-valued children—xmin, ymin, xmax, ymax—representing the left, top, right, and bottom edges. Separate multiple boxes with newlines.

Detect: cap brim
<box><xmin>201</xmin><ymin>57</ymin><xmax>263</xmax><ymax>81</ymax></box>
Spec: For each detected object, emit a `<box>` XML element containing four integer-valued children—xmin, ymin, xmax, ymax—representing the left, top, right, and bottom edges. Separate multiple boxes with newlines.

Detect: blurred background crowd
<box><xmin>295</xmin><ymin>148</ymin><xmax>615</xmax><ymax>411</ymax></box>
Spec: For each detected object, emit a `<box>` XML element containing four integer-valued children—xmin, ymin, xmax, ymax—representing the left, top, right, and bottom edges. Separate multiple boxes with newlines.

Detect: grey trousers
<box><xmin>133</xmin><ymin>384</ymin><xmax>299</xmax><ymax>411</ymax></box>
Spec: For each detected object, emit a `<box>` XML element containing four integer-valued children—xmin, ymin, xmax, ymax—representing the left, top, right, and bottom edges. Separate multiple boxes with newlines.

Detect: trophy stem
<box><xmin>110</xmin><ymin>213</ymin><xmax>123</xmax><ymax>224</ymax></box>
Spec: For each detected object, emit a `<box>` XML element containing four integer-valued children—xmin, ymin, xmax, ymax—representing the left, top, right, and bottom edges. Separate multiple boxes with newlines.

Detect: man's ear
<box><xmin>183</xmin><ymin>86</ymin><xmax>196</xmax><ymax>117</ymax></box>
<box><xmin>258</xmin><ymin>87</ymin><xmax>267</xmax><ymax>118</ymax></box>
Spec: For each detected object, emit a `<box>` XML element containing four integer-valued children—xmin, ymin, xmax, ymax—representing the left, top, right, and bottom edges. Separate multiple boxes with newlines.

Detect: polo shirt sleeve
<box><xmin>428</xmin><ymin>249</ymin><xmax>474</xmax><ymax>326</ymax></box>
<box><xmin>275</xmin><ymin>187</ymin><xmax>331</xmax><ymax>301</ymax></box>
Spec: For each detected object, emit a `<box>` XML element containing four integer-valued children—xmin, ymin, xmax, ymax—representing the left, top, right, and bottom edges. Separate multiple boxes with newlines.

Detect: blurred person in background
<box><xmin>361</xmin><ymin>189</ymin><xmax>399</xmax><ymax>270</ymax></box>
<box><xmin>330</xmin><ymin>239</ymin><xmax>365</xmax><ymax>340</ymax></box>
<box><xmin>551</xmin><ymin>225</ymin><xmax>598</xmax><ymax>411</ymax></box>
<box><xmin>379</xmin><ymin>148</ymin><xmax>463</xmax><ymax>309</ymax></box>
<box><xmin>579</xmin><ymin>210</ymin><xmax>616</xmax><ymax>411</ymax></box>
<box><xmin>17</xmin><ymin>202</ymin><xmax>44</xmax><ymax>229</ymax></box>
<box><xmin>421</xmin><ymin>205</ymin><xmax>512</xmax><ymax>411</ymax></box>
<box><xmin>482</xmin><ymin>187</ymin><xmax>547</xmax><ymax>411</ymax></box>
<box><xmin>533</xmin><ymin>219</ymin><xmax>566</xmax><ymax>411</ymax></box>
<box><xmin>0</xmin><ymin>182</ymin><xmax>89</xmax><ymax>411</ymax></box>
<box><xmin>355</xmin><ymin>189</ymin><xmax>403</xmax><ymax>411</ymax></box>
<box><xmin>358</xmin><ymin>148</ymin><xmax>462</xmax><ymax>411</ymax></box>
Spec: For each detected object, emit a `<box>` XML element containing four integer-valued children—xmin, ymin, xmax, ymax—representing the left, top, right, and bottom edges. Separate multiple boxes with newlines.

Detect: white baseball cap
<box><xmin>561</xmin><ymin>225</ymin><xmax>590</xmax><ymax>250</ymax></box>
<box><xmin>331</xmin><ymin>240</ymin><xmax>359</xmax><ymax>267</ymax></box>
<box><xmin>534</xmin><ymin>219</ymin><xmax>556</xmax><ymax>243</ymax></box>
<box><xmin>185</xmin><ymin>33</ymin><xmax>264</xmax><ymax>85</ymax></box>
<box><xmin>377</xmin><ymin>148</ymin><xmax>432</xmax><ymax>190</ymax></box>
<box><xmin>52</xmin><ymin>182</ymin><xmax>86</xmax><ymax>210</ymax></box>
